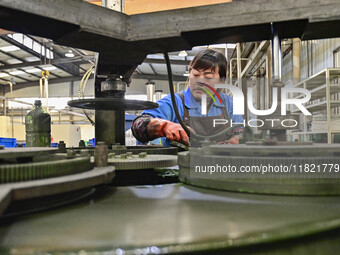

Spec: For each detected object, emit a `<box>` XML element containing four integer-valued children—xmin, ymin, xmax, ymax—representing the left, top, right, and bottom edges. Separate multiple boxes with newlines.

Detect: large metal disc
<box><xmin>2</xmin><ymin>184</ymin><xmax>340</xmax><ymax>254</ymax></box>
<box><xmin>68</xmin><ymin>98</ymin><xmax>158</xmax><ymax>110</ymax></box>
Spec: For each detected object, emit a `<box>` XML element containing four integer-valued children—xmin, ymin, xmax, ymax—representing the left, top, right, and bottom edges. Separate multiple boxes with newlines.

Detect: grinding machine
<box><xmin>1</xmin><ymin>0</ymin><xmax>340</xmax><ymax>254</ymax></box>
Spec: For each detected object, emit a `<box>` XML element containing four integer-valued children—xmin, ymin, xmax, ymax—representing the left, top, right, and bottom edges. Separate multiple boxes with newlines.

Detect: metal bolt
<box><xmin>139</xmin><ymin>152</ymin><xmax>147</xmax><ymax>158</ymax></box>
<box><xmin>79</xmin><ymin>140</ymin><xmax>86</xmax><ymax>147</ymax></box>
<box><xmin>58</xmin><ymin>141</ymin><xmax>66</xmax><ymax>153</ymax></box>
<box><xmin>80</xmin><ymin>150</ymin><xmax>90</xmax><ymax>157</ymax></box>
<box><xmin>94</xmin><ymin>141</ymin><xmax>108</xmax><ymax>167</ymax></box>
<box><xmin>67</xmin><ymin>149</ymin><xmax>76</xmax><ymax>157</ymax></box>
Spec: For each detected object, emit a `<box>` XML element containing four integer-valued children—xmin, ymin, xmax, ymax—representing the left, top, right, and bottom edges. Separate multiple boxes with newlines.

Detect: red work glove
<box><xmin>147</xmin><ymin>118</ymin><xmax>189</xmax><ymax>145</ymax></box>
<box><xmin>228</xmin><ymin>136</ymin><xmax>239</xmax><ymax>144</ymax></box>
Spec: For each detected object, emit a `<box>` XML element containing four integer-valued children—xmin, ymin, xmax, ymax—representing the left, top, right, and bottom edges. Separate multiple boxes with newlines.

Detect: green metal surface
<box><xmin>1</xmin><ymin>184</ymin><xmax>340</xmax><ymax>254</ymax></box>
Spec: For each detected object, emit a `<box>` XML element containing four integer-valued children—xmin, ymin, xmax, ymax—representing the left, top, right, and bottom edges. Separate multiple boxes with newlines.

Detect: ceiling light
<box><xmin>26</xmin><ymin>68</ymin><xmax>42</xmax><ymax>73</ymax></box>
<box><xmin>0</xmin><ymin>45</ymin><xmax>20</xmax><ymax>52</ymax></box>
<box><xmin>65</xmin><ymin>50</ymin><xmax>75</xmax><ymax>58</ymax></box>
<box><xmin>183</xmin><ymin>72</ymin><xmax>190</xmax><ymax>77</ymax></box>
<box><xmin>178</xmin><ymin>50</ymin><xmax>188</xmax><ymax>57</ymax></box>
<box><xmin>43</xmin><ymin>66</ymin><xmax>57</xmax><ymax>71</ymax></box>
<box><xmin>0</xmin><ymin>73</ymin><xmax>9</xmax><ymax>78</ymax></box>
<box><xmin>25</xmin><ymin>56</ymin><xmax>40</xmax><ymax>62</ymax></box>
<box><xmin>9</xmin><ymin>70</ymin><xmax>25</xmax><ymax>75</ymax></box>
<box><xmin>6</xmin><ymin>59</ymin><xmax>23</xmax><ymax>64</ymax></box>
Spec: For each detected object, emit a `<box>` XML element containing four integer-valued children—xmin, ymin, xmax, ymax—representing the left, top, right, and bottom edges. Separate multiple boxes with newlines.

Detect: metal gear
<box><xmin>179</xmin><ymin>144</ymin><xmax>340</xmax><ymax>195</ymax></box>
<box><xmin>0</xmin><ymin>157</ymin><xmax>92</xmax><ymax>183</ymax></box>
<box><xmin>91</xmin><ymin>154</ymin><xmax>177</xmax><ymax>170</ymax></box>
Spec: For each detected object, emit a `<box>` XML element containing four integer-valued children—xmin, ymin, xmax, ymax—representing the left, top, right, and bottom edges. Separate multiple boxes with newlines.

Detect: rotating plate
<box><xmin>91</xmin><ymin>154</ymin><xmax>177</xmax><ymax>170</ymax></box>
<box><xmin>0</xmin><ymin>148</ymin><xmax>58</xmax><ymax>160</ymax></box>
<box><xmin>68</xmin><ymin>98</ymin><xmax>158</xmax><ymax>110</ymax></box>
<box><xmin>2</xmin><ymin>184</ymin><xmax>340</xmax><ymax>254</ymax></box>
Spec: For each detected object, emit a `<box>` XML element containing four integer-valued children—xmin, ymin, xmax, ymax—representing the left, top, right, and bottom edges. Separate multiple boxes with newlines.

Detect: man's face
<box><xmin>189</xmin><ymin>67</ymin><xmax>220</xmax><ymax>100</ymax></box>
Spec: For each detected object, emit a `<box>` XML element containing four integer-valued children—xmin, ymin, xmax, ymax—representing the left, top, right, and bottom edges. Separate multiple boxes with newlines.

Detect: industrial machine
<box><xmin>1</xmin><ymin>0</ymin><xmax>340</xmax><ymax>254</ymax></box>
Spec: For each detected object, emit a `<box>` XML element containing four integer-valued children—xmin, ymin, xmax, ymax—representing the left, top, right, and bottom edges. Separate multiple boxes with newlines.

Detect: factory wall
<box><xmin>282</xmin><ymin>38</ymin><xmax>340</xmax><ymax>80</ymax></box>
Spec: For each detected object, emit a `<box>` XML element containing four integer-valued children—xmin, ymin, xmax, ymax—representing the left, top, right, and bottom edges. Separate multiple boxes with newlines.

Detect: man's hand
<box><xmin>147</xmin><ymin>118</ymin><xmax>189</xmax><ymax>145</ymax></box>
<box><xmin>228</xmin><ymin>136</ymin><xmax>239</xmax><ymax>144</ymax></box>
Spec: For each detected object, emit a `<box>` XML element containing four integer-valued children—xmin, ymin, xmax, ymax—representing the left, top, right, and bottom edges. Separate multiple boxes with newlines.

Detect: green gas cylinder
<box><xmin>25</xmin><ymin>100</ymin><xmax>51</xmax><ymax>147</ymax></box>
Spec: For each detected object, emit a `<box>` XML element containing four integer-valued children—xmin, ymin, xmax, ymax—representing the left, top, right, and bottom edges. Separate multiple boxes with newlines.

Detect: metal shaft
<box><xmin>146</xmin><ymin>82</ymin><xmax>155</xmax><ymax>102</ymax></box>
<box><xmin>95</xmin><ymin>110</ymin><xmax>125</xmax><ymax>146</ymax></box>
<box><xmin>271</xmin><ymin>29</ymin><xmax>282</xmax><ymax>81</ymax></box>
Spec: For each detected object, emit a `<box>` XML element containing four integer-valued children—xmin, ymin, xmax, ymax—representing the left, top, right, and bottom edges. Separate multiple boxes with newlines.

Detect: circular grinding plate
<box><xmin>68</xmin><ymin>98</ymin><xmax>158</xmax><ymax>110</ymax></box>
<box><xmin>2</xmin><ymin>184</ymin><xmax>340</xmax><ymax>254</ymax></box>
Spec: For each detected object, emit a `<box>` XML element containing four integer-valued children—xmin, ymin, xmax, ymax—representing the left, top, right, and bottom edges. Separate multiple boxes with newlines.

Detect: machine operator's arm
<box><xmin>131</xmin><ymin>115</ymin><xmax>189</xmax><ymax>145</ymax></box>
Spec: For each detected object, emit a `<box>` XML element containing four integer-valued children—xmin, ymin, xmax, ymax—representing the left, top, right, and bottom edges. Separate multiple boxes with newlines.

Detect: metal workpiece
<box><xmin>94</xmin><ymin>141</ymin><xmax>109</xmax><ymax>167</ymax></box>
<box><xmin>2</xmin><ymin>184</ymin><xmax>340</xmax><ymax>254</ymax></box>
<box><xmin>179</xmin><ymin>144</ymin><xmax>340</xmax><ymax>195</ymax></box>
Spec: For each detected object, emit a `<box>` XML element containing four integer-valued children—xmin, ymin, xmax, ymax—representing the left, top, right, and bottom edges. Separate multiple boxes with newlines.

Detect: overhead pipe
<box><xmin>271</xmin><ymin>27</ymin><xmax>282</xmax><ymax>82</ymax></box>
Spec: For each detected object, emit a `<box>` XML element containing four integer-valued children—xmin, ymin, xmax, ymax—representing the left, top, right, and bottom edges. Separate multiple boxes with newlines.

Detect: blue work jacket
<box><xmin>142</xmin><ymin>87</ymin><xmax>244</xmax><ymax>146</ymax></box>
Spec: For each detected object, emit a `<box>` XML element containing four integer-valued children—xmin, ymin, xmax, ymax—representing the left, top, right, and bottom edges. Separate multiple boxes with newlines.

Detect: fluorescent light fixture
<box><xmin>227</xmin><ymin>43</ymin><xmax>236</xmax><ymax>49</ymax></box>
<box><xmin>26</xmin><ymin>68</ymin><xmax>42</xmax><ymax>73</ymax></box>
<box><xmin>183</xmin><ymin>72</ymin><xmax>190</xmax><ymax>77</ymax></box>
<box><xmin>43</xmin><ymin>66</ymin><xmax>57</xmax><ymax>71</ymax></box>
<box><xmin>0</xmin><ymin>73</ymin><xmax>9</xmax><ymax>78</ymax></box>
<box><xmin>6</xmin><ymin>59</ymin><xmax>23</xmax><ymax>64</ymax></box>
<box><xmin>9</xmin><ymin>70</ymin><xmax>25</xmax><ymax>75</ymax></box>
<box><xmin>178</xmin><ymin>50</ymin><xmax>188</xmax><ymax>57</ymax></box>
<box><xmin>65</xmin><ymin>50</ymin><xmax>75</xmax><ymax>58</ymax></box>
<box><xmin>209</xmin><ymin>43</ymin><xmax>227</xmax><ymax>48</ymax></box>
<box><xmin>25</xmin><ymin>56</ymin><xmax>40</xmax><ymax>62</ymax></box>
<box><xmin>0</xmin><ymin>45</ymin><xmax>20</xmax><ymax>52</ymax></box>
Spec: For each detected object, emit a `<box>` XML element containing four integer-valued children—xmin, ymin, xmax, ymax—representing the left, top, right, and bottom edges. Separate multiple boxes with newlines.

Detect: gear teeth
<box><xmin>0</xmin><ymin>157</ymin><xmax>92</xmax><ymax>184</ymax></box>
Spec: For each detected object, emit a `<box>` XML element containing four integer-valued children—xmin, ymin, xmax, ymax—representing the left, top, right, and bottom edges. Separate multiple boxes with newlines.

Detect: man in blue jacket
<box><xmin>131</xmin><ymin>48</ymin><xmax>243</xmax><ymax>146</ymax></box>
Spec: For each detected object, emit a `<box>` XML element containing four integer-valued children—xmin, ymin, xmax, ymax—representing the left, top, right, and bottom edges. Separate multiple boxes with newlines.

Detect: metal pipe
<box><xmin>155</xmin><ymin>89</ymin><xmax>163</xmax><ymax>101</ymax></box>
<box><xmin>229</xmin><ymin>58</ymin><xmax>251</xmax><ymax>79</ymax></box>
<box><xmin>146</xmin><ymin>81</ymin><xmax>155</xmax><ymax>102</ymax></box>
<box><xmin>292</xmin><ymin>38</ymin><xmax>301</xmax><ymax>81</ymax></box>
<box><xmin>271</xmin><ymin>30</ymin><xmax>282</xmax><ymax>81</ymax></box>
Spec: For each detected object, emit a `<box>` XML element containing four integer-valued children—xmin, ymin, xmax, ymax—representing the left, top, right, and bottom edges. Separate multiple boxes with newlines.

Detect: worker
<box><xmin>131</xmin><ymin>48</ymin><xmax>244</xmax><ymax>146</ymax></box>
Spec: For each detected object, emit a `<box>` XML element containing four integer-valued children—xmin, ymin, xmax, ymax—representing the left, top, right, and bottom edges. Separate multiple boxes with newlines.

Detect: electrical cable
<box><xmin>77</xmin><ymin>66</ymin><xmax>95</xmax><ymax>126</ymax></box>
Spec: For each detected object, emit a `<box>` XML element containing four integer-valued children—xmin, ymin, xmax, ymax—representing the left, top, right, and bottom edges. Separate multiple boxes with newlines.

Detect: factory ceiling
<box><xmin>0</xmin><ymin>31</ymin><xmax>234</xmax><ymax>92</ymax></box>
<box><xmin>0</xmin><ymin>32</ymin><xmax>203</xmax><ymax>92</ymax></box>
